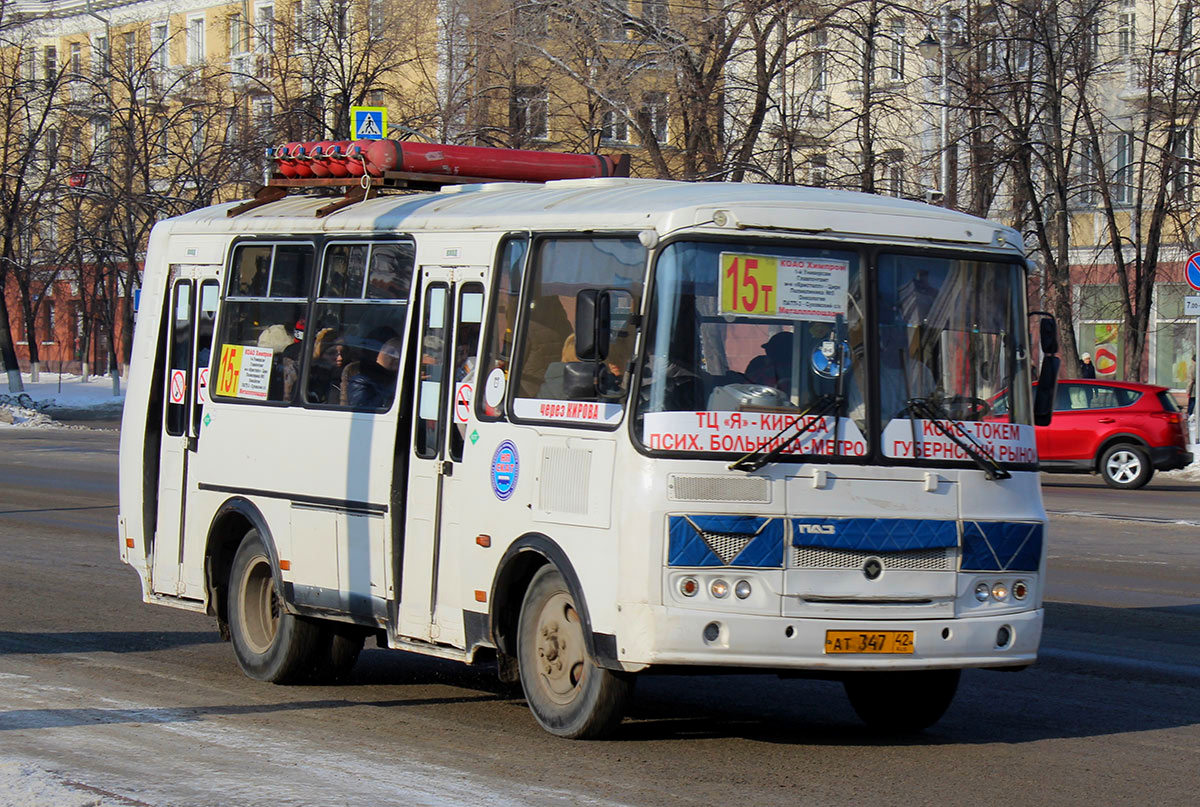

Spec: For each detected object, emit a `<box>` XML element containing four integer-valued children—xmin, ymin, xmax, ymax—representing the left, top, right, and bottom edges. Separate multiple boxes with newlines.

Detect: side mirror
<box><xmin>1033</xmin><ymin>316</ymin><xmax>1058</xmax><ymax>426</ymax></box>
<box><xmin>575</xmin><ymin>289</ymin><xmax>611</xmax><ymax>361</ymax></box>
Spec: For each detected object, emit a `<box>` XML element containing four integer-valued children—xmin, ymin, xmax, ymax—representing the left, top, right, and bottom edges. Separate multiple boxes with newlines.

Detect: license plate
<box><xmin>824</xmin><ymin>630</ymin><xmax>914</xmax><ymax>654</ymax></box>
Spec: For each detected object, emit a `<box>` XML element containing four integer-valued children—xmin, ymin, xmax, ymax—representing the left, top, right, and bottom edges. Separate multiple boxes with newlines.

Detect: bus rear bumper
<box><xmin>626</xmin><ymin>607</ymin><xmax>1042</xmax><ymax>672</ymax></box>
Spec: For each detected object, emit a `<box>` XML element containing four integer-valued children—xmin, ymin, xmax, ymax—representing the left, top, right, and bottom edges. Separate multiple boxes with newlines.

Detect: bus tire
<box><xmin>228</xmin><ymin>529</ymin><xmax>320</xmax><ymax>684</ymax></box>
<box><xmin>842</xmin><ymin>669</ymin><xmax>960</xmax><ymax>733</ymax></box>
<box><xmin>308</xmin><ymin>626</ymin><xmax>365</xmax><ymax>684</ymax></box>
<box><xmin>517</xmin><ymin>566</ymin><xmax>633</xmax><ymax>739</ymax></box>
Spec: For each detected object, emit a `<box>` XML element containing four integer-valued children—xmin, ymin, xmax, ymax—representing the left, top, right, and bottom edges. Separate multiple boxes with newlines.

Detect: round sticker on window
<box><xmin>491</xmin><ymin>440</ymin><xmax>520</xmax><ymax>501</ymax></box>
<box><xmin>484</xmin><ymin>367</ymin><xmax>507</xmax><ymax>409</ymax></box>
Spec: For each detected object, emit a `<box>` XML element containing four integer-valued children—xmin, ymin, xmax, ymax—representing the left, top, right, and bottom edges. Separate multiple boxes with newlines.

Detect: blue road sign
<box><xmin>351</xmin><ymin>107</ymin><xmax>387</xmax><ymax>141</ymax></box>
<box><xmin>1187</xmin><ymin>252</ymin><xmax>1200</xmax><ymax>291</ymax></box>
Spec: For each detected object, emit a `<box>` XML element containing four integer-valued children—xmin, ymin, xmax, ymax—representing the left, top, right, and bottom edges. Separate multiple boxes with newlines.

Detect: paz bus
<box><xmin>118</xmin><ymin>141</ymin><xmax>1057</xmax><ymax>738</ymax></box>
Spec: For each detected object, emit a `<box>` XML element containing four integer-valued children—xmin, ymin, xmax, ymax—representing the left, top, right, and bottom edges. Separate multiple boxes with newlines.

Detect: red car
<box><xmin>1036</xmin><ymin>379</ymin><xmax>1193</xmax><ymax>489</ymax></box>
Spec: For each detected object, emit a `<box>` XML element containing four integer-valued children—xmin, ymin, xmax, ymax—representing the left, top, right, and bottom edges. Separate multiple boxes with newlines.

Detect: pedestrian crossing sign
<box><xmin>351</xmin><ymin>106</ymin><xmax>387</xmax><ymax>140</ymax></box>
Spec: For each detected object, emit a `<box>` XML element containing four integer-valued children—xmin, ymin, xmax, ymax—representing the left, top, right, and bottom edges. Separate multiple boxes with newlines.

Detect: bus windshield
<box><xmin>634</xmin><ymin>240</ymin><xmax>1033</xmax><ymax>466</ymax></box>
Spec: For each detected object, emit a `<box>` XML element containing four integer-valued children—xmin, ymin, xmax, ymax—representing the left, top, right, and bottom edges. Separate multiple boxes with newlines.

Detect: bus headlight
<box><xmin>734</xmin><ymin>580</ymin><xmax>752</xmax><ymax>599</ymax></box>
<box><xmin>710</xmin><ymin>579</ymin><xmax>730</xmax><ymax>598</ymax></box>
<box><xmin>679</xmin><ymin>577</ymin><xmax>699</xmax><ymax>597</ymax></box>
<box><xmin>974</xmin><ymin>582</ymin><xmax>990</xmax><ymax>602</ymax></box>
<box><xmin>991</xmin><ymin>582</ymin><xmax>1009</xmax><ymax>601</ymax></box>
<box><xmin>1013</xmin><ymin>580</ymin><xmax>1028</xmax><ymax>600</ymax></box>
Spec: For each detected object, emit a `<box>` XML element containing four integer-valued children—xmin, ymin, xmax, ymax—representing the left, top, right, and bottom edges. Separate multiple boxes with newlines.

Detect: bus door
<box><xmin>152</xmin><ymin>266</ymin><xmax>220</xmax><ymax>597</ymax></box>
<box><xmin>399</xmin><ymin>267</ymin><xmax>486</xmax><ymax>643</ymax></box>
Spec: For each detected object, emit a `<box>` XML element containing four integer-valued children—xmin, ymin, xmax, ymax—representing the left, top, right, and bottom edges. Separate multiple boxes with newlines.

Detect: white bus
<box><xmin>119</xmin><ymin>151</ymin><xmax>1056</xmax><ymax>738</ymax></box>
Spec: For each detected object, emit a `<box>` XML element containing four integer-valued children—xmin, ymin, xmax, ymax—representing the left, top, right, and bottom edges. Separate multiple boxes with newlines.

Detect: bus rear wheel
<box><xmin>228</xmin><ymin>530</ymin><xmax>320</xmax><ymax>683</ymax></box>
<box><xmin>842</xmin><ymin>669</ymin><xmax>960</xmax><ymax>733</ymax></box>
<box><xmin>516</xmin><ymin>566</ymin><xmax>633</xmax><ymax>739</ymax></box>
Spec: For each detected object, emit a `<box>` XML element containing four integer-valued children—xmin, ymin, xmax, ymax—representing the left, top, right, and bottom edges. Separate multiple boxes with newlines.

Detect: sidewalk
<box><xmin>0</xmin><ymin>372</ymin><xmax>125</xmax><ymax>429</ymax></box>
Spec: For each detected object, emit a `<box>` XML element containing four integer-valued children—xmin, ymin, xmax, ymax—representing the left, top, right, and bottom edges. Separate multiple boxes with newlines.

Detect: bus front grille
<box><xmin>790</xmin><ymin>546</ymin><xmax>955</xmax><ymax>571</ymax></box>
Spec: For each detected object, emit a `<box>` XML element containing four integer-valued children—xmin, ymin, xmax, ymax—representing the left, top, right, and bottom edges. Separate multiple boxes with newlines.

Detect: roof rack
<box><xmin>228</xmin><ymin>140</ymin><xmax>631</xmax><ymax>218</ymax></box>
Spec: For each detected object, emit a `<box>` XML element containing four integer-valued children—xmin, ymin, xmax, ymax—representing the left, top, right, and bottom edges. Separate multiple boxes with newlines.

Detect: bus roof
<box><xmin>161</xmin><ymin>178</ymin><xmax>1023</xmax><ymax>254</ymax></box>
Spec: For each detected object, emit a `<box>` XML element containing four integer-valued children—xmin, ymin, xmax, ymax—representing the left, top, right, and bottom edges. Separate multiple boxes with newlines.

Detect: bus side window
<box><xmin>193</xmin><ymin>280</ymin><xmax>219</xmax><ymax>433</ymax></box>
<box><xmin>449</xmin><ymin>284</ymin><xmax>484</xmax><ymax>461</ymax></box>
<box><xmin>304</xmin><ymin>240</ymin><xmax>413</xmax><ymax>410</ymax></box>
<box><xmin>165</xmin><ymin>280</ymin><xmax>193</xmax><ymax>436</ymax></box>
<box><xmin>212</xmin><ymin>243</ymin><xmax>313</xmax><ymax>404</ymax></box>
<box><xmin>476</xmin><ymin>236</ymin><xmax>528</xmax><ymax>421</ymax></box>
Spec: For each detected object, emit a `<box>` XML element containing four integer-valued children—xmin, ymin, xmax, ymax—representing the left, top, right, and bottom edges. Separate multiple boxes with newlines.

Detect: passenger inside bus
<box><xmin>346</xmin><ymin>328</ymin><xmax>402</xmax><ymax>409</ymax></box>
<box><xmin>520</xmin><ymin>295</ymin><xmax>573</xmax><ymax>397</ymax></box>
<box><xmin>745</xmin><ymin>331</ymin><xmax>793</xmax><ymax>389</ymax></box>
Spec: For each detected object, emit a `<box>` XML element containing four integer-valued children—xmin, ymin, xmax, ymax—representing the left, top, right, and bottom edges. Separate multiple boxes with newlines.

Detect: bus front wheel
<box><xmin>228</xmin><ymin>530</ymin><xmax>320</xmax><ymax>683</ymax></box>
<box><xmin>516</xmin><ymin>566</ymin><xmax>633</xmax><ymax>739</ymax></box>
<box><xmin>842</xmin><ymin>669</ymin><xmax>960</xmax><ymax>733</ymax></box>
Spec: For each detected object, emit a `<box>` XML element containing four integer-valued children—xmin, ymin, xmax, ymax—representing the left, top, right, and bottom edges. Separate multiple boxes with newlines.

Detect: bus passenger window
<box><xmin>449</xmin><ymin>284</ymin><xmax>484</xmax><ymax>461</ymax></box>
<box><xmin>213</xmin><ymin>242</ymin><xmax>313</xmax><ymax>404</ymax></box>
<box><xmin>510</xmin><ymin>237</ymin><xmax>645</xmax><ymax>424</ymax></box>
<box><xmin>305</xmin><ymin>240</ymin><xmax>414</xmax><ymax>410</ymax></box>
<box><xmin>477</xmin><ymin>237</ymin><xmax>527</xmax><ymax>420</ymax></box>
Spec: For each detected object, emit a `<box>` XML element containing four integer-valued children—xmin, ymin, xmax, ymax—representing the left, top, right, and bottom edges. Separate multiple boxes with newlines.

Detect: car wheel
<box><xmin>1100</xmin><ymin>443</ymin><xmax>1153</xmax><ymax>490</ymax></box>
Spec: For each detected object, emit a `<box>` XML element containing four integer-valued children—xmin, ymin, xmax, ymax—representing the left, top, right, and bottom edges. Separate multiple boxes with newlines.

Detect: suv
<box><xmin>1036</xmin><ymin>379</ymin><xmax>1192</xmax><ymax>489</ymax></box>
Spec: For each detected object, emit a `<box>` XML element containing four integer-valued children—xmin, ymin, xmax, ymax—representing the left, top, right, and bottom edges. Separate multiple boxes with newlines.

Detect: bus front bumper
<box><xmin>621</xmin><ymin>606</ymin><xmax>1042</xmax><ymax>672</ymax></box>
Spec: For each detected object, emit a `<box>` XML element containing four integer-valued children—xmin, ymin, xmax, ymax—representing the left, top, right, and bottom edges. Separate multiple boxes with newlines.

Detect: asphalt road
<box><xmin>0</xmin><ymin>428</ymin><xmax>1197</xmax><ymax>806</ymax></box>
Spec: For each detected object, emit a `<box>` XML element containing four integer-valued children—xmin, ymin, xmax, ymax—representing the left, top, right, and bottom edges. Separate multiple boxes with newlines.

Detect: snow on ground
<box><xmin>0</xmin><ymin>372</ymin><xmax>124</xmax><ymax>429</ymax></box>
<box><xmin>0</xmin><ymin>759</ymin><xmax>133</xmax><ymax>807</ymax></box>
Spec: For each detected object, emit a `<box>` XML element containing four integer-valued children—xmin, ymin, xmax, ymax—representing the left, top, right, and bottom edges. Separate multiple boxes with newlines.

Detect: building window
<box><xmin>191</xmin><ymin>112</ymin><xmax>205</xmax><ymax>159</ymax></box>
<box><xmin>601</xmin><ymin>107</ymin><xmax>629</xmax><ymax>144</ymax></box>
<box><xmin>811</xmin><ymin>27</ymin><xmax>828</xmax><ymax>92</ymax></box>
<box><xmin>94</xmin><ymin>34</ymin><xmax>109</xmax><ymax>76</ymax></box>
<box><xmin>1117</xmin><ymin>11</ymin><xmax>1135</xmax><ymax>58</ymax></box>
<box><xmin>1171</xmin><ymin>127</ymin><xmax>1193</xmax><ymax>201</ymax></box>
<box><xmin>43</xmin><ymin>46</ymin><xmax>57</xmax><ymax>89</ymax></box>
<box><xmin>368</xmin><ymin>0</ymin><xmax>385</xmax><ymax>40</ymax></box>
<box><xmin>1077</xmin><ymin>284</ymin><xmax>1124</xmax><ymax>378</ymax></box>
<box><xmin>256</xmin><ymin>4</ymin><xmax>275</xmax><ymax>51</ymax></box>
<box><xmin>150</xmin><ymin>23</ymin><xmax>168</xmax><ymax>71</ymax></box>
<box><xmin>187</xmin><ymin>16</ymin><xmax>206</xmax><ymax>64</ymax></box>
<box><xmin>643</xmin><ymin>0</ymin><xmax>668</xmax><ymax>27</ymax></box>
<box><xmin>640</xmin><ymin>92</ymin><xmax>668</xmax><ymax>142</ymax></box>
<box><xmin>1113</xmin><ymin>132</ymin><xmax>1134</xmax><ymax>205</ymax></box>
<box><xmin>885</xmin><ymin>149</ymin><xmax>904</xmax><ymax>196</ymax></box>
<box><xmin>1077</xmin><ymin>140</ymin><xmax>1099</xmax><ymax>207</ymax></box>
<box><xmin>885</xmin><ymin>19</ymin><xmax>905</xmax><ymax>81</ymax></box>
<box><xmin>123</xmin><ymin>31</ymin><xmax>137</xmax><ymax>78</ymax></box>
<box><xmin>511</xmin><ymin>86</ymin><xmax>548</xmax><ymax>141</ymax></box>
<box><xmin>515</xmin><ymin>0</ymin><xmax>549</xmax><ymax>38</ymax></box>
<box><xmin>70</xmin><ymin>42</ymin><xmax>83</xmax><ymax>78</ymax></box>
<box><xmin>92</xmin><ymin>116</ymin><xmax>111</xmax><ymax>164</ymax></box>
<box><xmin>809</xmin><ymin>153</ymin><xmax>828</xmax><ymax>187</ymax></box>
<box><xmin>230</xmin><ymin>13</ymin><xmax>245</xmax><ymax>56</ymax></box>
<box><xmin>600</xmin><ymin>0</ymin><xmax>627</xmax><ymax>41</ymax></box>
<box><xmin>1153</xmin><ymin>284</ymin><xmax>1197</xmax><ymax>389</ymax></box>
<box><xmin>155</xmin><ymin>121</ymin><xmax>169</xmax><ymax>164</ymax></box>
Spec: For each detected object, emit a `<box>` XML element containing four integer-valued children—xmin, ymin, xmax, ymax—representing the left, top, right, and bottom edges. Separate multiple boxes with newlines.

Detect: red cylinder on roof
<box><xmin>364</xmin><ymin>139</ymin><xmax>625</xmax><ymax>181</ymax></box>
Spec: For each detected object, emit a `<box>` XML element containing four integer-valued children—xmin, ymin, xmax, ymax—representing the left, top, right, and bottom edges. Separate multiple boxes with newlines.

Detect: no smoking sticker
<box><xmin>454</xmin><ymin>382</ymin><xmax>473</xmax><ymax>423</ymax></box>
<box><xmin>169</xmin><ymin>369</ymin><xmax>187</xmax><ymax>404</ymax></box>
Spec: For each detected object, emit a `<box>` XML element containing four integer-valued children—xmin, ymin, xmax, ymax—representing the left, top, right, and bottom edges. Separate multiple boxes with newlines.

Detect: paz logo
<box><xmin>490</xmin><ymin>440</ymin><xmax>520</xmax><ymax>501</ymax></box>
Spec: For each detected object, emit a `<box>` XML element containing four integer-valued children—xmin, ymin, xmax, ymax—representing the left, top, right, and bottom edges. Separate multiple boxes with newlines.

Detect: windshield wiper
<box><xmin>906</xmin><ymin>396</ymin><xmax>1012</xmax><ymax>481</ymax></box>
<box><xmin>728</xmin><ymin>393</ymin><xmax>843</xmax><ymax>472</ymax></box>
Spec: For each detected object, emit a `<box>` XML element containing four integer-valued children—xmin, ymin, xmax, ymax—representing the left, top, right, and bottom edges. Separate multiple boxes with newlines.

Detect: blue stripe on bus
<box><xmin>667</xmin><ymin>516</ymin><xmax>784</xmax><ymax>568</ymax></box>
<box><xmin>790</xmin><ymin>518</ymin><xmax>958</xmax><ymax>552</ymax></box>
<box><xmin>961</xmin><ymin>521</ymin><xmax>1043</xmax><ymax>572</ymax></box>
